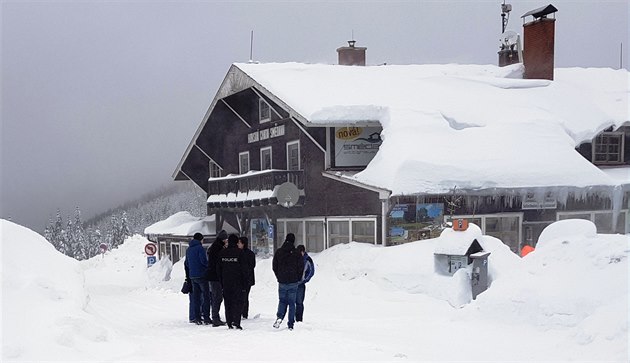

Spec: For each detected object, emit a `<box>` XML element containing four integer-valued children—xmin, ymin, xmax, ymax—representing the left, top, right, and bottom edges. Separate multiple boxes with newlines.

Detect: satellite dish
<box><xmin>274</xmin><ymin>182</ymin><xmax>300</xmax><ymax>208</ymax></box>
<box><xmin>500</xmin><ymin>30</ymin><xmax>519</xmax><ymax>47</ymax></box>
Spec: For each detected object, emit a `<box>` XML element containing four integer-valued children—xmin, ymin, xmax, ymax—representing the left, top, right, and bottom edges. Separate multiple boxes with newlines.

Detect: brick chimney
<box><xmin>336</xmin><ymin>40</ymin><xmax>366</xmax><ymax>66</ymax></box>
<box><xmin>521</xmin><ymin>4</ymin><xmax>558</xmax><ymax>80</ymax></box>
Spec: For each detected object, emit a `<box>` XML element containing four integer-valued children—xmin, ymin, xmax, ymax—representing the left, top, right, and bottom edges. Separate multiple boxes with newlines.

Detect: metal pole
<box><xmin>249</xmin><ymin>30</ymin><xmax>254</xmax><ymax>63</ymax></box>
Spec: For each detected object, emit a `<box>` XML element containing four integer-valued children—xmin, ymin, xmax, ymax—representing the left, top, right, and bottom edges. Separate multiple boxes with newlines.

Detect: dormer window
<box><xmin>593</xmin><ymin>132</ymin><xmax>624</xmax><ymax>164</ymax></box>
<box><xmin>259</xmin><ymin>99</ymin><xmax>271</xmax><ymax>123</ymax></box>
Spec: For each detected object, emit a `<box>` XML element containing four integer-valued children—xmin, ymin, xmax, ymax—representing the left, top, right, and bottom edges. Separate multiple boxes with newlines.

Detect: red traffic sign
<box><xmin>144</xmin><ymin>243</ymin><xmax>157</xmax><ymax>256</ymax></box>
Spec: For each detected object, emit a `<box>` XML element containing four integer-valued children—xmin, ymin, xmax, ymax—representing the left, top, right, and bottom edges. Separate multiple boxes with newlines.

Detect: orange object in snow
<box><xmin>453</xmin><ymin>219</ymin><xmax>469</xmax><ymax>231</ymax></box>
<box><xmin>521</xmin><ymin>245</ymin><xmax>535</xmax><ymax>257</ymax></box>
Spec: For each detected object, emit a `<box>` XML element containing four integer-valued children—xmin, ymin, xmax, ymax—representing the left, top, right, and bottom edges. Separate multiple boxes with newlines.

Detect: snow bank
<box><xmin>472</xmin><ymin>220</ymin><xmax>629</xmax><ymax>358</ymax></box>
<box><xmin>1</xmin><ymin>220</ymin><xmax>104</xmax><ymax>361</ymax></box>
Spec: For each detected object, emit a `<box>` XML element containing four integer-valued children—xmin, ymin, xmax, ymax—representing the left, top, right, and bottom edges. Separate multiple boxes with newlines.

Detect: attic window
<box><xmin>259</xmin><ymin>99</ymin><xmax>271</xmax><ymax>123</ymax></box>
<box><xmin>209</xmin><ymin>161</ymin><xmax>222</xmax><ymax>178</ymax></box>
<box><xmin>593</xmin><ymin>132</ymin><xmax>624</xmax><ymax>164</ymax></box>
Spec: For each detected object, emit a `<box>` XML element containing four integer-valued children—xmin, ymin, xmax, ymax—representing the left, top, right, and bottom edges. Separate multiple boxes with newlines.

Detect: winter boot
<box><xmin>273</xmin><ymin>318</ymin><xmax>282</xmax><ymax>328</ymax></box>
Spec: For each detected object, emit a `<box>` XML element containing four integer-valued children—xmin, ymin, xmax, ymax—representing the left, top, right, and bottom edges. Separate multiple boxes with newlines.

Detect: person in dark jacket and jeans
<box><xmin>184</xmin><ymin>233</ymin><xmax>211</xmax><ymax>325</ymax></box>
<box><xmin>272</xmin><ymin>233</ymin><xmax>304</xmax><ymax>330</ymax></box>
<box><xmin>217</xmin><ymin>234</ymin><xmax>248</xmax><ymax>329</ymax></box>
<box><xmin>206</xmin><ymin>230</ymin><xmax>228</xmax><ymax>326</ymax></box>
<box><xmin>296</xmin><ymin>244</ymin><xmax>315</xmax><ymax>322</ymax></box>
<box><xmin>238</xmin><ymin>236</ymin><xmax>256</xmax><ymax>319</ymax></box>
<box><xmin>184</xmin><ymin>262</ymin><xmax>199</xmax><ymax>323</ymax></box>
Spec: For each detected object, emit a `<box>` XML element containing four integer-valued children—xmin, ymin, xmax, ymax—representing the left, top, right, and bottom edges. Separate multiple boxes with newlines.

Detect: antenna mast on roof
<box><xmin>501</xmin><ymin>1</ymin><xmax>512</xmax><ymax>34</ymax></box>
<box><xmin>248</xmin><ymin>30</ymin><xmax>254</xmax><ymax>63</ymax></box>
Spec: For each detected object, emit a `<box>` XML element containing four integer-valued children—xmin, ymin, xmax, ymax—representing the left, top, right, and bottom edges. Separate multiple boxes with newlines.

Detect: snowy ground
<box><xmin>1</xmin><ymin>218</ymin><xmax>628</xmax><ymax>362</ymax></box>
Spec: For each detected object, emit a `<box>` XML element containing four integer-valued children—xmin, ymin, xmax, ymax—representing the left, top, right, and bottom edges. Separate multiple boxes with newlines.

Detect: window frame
<box><xmin>286</xmin><ymin>140</ymin><xmax>301</xmax><ymax>171</ymax></box>
<box><xmin>557</xmin><ymin>210</ymin><xmax>628</xmax><ymax>234</ymax></box>
<box><xmin>239</xmin><ymin>151</ymin><xmax>250</xmax><ymax>174</ymax></box>
<box><xmin>260</xmin><ymin>146</ymin><xmax>273</xmax><ymax>170</ymax></box>
<box><xmin>259</xmin><ymin>98</ymin><xmax>271</xmax><ymax>123</ymax></box>
<box><xmin>592</xmin><ymin>131</ymin><xmax>624</xmax><ymax>165</ymax></box>
<box><xmin>209</xmin><ymin>161</ymin><xmax>222</xmax><ymax>178</ymax></box>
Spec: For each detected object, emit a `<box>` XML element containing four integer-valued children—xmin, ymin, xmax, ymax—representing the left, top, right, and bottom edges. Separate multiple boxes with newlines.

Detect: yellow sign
<box><xmin>335</xmin><ymin>127</ymin><xmax>363</xmax><ymax>140</ymax></box>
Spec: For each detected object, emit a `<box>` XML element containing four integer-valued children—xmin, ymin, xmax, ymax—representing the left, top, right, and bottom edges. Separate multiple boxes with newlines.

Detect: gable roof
<box><xmin>231</xmin><ymin>62</ymin><xmax>629</xmax><ymax>195</ymax></box>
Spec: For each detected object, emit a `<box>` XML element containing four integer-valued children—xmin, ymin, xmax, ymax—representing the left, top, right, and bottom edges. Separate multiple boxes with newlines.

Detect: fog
<box><xmin>2</xmin><ymin>0</ymin><xmax>628</xmax><ymax>233</ymax></box>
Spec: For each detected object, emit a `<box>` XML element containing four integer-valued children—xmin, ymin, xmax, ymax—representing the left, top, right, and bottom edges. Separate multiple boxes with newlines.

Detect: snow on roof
<box><xmin>434</xmin><ymin>223</ymin><xmax>484</xmax><ymax>255</ymax></box>
<box><xmin>600</xmin><ymin>166</ymin><xmax>630</xmax><ymax>187</ymax></box>
<box><xmin>143</xmin><ymin>212</ymin><xmax>217</xmax><ymax>237</ymax></box>
<box><xmin>235</xmin><ymin>62</ymin><xmax>629</xmax><ymax>195</ymax></box>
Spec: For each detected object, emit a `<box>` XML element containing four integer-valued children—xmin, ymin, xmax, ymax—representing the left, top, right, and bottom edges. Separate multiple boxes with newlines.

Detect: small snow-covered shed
<box><xmin>144</xmin><ymin>212</ymin><xmax>237</xmax><ymax>263</ymax></box>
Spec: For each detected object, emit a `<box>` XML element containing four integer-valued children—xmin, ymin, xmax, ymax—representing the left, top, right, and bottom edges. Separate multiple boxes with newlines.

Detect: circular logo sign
<box><xmin>144</xmin><ymin>243</ymin><xmax>157</xmax><ymax>256</ymax></box>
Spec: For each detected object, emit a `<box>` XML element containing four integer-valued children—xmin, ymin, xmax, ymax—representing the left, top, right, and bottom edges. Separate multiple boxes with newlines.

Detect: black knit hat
<box><xmin>217</xmin><ymin>230</ymin><xmax>228</xmax><ymax>241</ymax></box>
<box><xmin>193</xmin><ymin>232</ymin><xmax>204</xmax><ymax>241</ymax></box>
<box><xmin>286</xmin><ymin>233</ymin><xmax>295</xmax><ymax>244</ymax></box>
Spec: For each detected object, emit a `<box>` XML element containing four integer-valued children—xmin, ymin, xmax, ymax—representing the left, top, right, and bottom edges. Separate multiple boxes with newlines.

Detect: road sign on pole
<box><xmin>147</xmin><ymin>256</ymin><xmax>157</xmax><ymax>267</ymax></box>
<box><xmin>144</xmin><ymin>243</ymin><xmax>157</xmax><ymax>256</ymax></box>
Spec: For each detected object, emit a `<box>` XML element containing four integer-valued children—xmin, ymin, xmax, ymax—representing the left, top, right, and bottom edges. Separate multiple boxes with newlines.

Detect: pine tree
<box><xmin>73</xmin><ymin>207</ymin><xmax>88</xmax><ymax>260</ymax></box>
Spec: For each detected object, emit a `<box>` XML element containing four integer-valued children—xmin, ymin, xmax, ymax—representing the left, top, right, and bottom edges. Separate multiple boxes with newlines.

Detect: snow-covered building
<box><xmin>144</xmin><ymin>212</ymin><xmax>237</xmax><ymax>263</ymax></box>
<box><xmin>173</xmin><ymin>13</ymin><xmax>629</xmax><ymax>255</ymax></box>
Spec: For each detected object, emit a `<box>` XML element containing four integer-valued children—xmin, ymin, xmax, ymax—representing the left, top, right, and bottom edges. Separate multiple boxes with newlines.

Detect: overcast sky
<box><xmin>2</xmin><ymin>0</ymin><xmax>628</xmax><ymax>233</ymax></box>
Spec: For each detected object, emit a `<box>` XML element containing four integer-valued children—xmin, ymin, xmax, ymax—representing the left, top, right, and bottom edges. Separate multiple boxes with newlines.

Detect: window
<box><xmin>558</xmin><ymin>210</ymin><xmax>627</xmax><ymax>234</ymax></box>
<box><xmin>328</xmin><ymin>220</ymin><xmax>350</xmax><ymax>246</ymax></box>
<box><xmin>209</xmin><ymin>161</ymin><xmax>222</xmax><ymax>178</ymax></box>
<box><xmin>259</xmin><ymin>99</ymin><xmax>271</xmax><ymax>123</ymax></box>
<box><xmin>286</xmin><ymin>221</ymin><xmax>304</xmax><ymax>244</ymax></box>
<box><xmin>287</xmin><ymin>140</ymin><xmax>300</xmax><ymax>170</ymax></box>
<box><xmin>171</xmin><ymin>244</ymin><xmax>180</xmax><ymax>263</ymax></box>
<box><xmin>260</xmin><ymin>146</ymin><xmax>272</xmax><ymax>170</ymax></box>
<box><xmin>306</xmin><ymin>221</ymin><xmax>325</xmax><ymax>252</ymax></box>
<box><xmin>352</xmin><ymin>220</ymin><xmax>376</xmax><ymax>244</ymax></box>
<box><xmin>593</xmin><ymin>132</ymin><xmax>624</xmax><ymax>164</ymax></box>
<box><xmin>239</xmin><ymin>152</ymin><xmax>250</xmax><ymax>174</ymax></box>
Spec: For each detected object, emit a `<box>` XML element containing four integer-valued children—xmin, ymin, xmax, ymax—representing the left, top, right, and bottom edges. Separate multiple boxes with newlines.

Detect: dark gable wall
<box><xmin>300</xmin><ymin>129</ymin><xmax>381</xmax><ymax>217</ymax></box>
<box><xmin>186</xmin><ymin>85</ymin><xmax>381</xmax><ymax>227</ymax></box>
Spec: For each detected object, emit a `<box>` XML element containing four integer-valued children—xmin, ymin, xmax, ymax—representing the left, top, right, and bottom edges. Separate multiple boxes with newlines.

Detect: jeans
<box><xmin>188</xmin><ymin>292</ymin><xmax>196</xmax><ymax>321</ymax></box>
<box><xmin>210</xmin><ymin>280</ymin><xmax>224</xmax><ymax>322</ymax></box>
<box><xmin>296</xmin><ymin>283</ymin><xmax>306</xmax><ymax>321</ymax></box>
<box><xmin>276</xmin><ymin>282</ymin><xmax>299</xmax><ymax>328</ymax></box>
<box><xmin>191</xmin><ymin>278</ymin><xmax>211</xmax><ymax>322</ymax></box>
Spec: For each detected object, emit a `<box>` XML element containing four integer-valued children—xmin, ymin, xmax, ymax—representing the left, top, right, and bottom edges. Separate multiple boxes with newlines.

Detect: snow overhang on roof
<box><xmin>144</xmin><ymin>212</ymin><xmax>217</xmax><ymax>237</ymax></box>
<box><xmin>234</xmin><ymin>62</ymin><xmax>629</xmax><ymax>195</ymax></box>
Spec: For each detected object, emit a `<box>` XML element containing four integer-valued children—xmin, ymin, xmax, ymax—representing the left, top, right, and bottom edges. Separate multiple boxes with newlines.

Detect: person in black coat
<box><xmin>217</xmin><ymin>233</ymin><xmax>248</xmax><ymax>329</ymax></box>
<box><xmin>206</xmin><ymin>230</ymin><xmax>228</xmax><ymax>326</ymax></box>
<box><xmin>238</xmin><ymin>236</ymin><xmax>256</xmax><ymax>319</ymax></box>
<box><xmin>272</xmin><ymin>233</ymin><xmax>304</xmax><ymax>330</ymax></box>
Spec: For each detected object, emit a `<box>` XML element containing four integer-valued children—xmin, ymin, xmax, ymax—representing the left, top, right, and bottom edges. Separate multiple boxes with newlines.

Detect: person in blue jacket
<box><xmin>184</xmin><ymin>233</ymin><xmax>211</xmax><ymax>325</ymax></box>
<box><xmin>295</xmin><ymin>244</ymin><xmax>315</xmax><ymax>322</ymax></box>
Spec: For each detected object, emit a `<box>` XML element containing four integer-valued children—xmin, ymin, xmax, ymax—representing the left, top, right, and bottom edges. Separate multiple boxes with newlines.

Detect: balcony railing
<box><xmin>207</xmin><ymin>169</ymin><xmax>304</xmax><ymax>209</ymax></box>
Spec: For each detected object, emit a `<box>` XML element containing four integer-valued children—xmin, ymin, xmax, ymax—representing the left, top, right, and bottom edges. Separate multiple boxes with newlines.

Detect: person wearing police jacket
<box><xmin>217</xmin><ymin>233</ymin><xmax>248</xmax><ymax>330</ymax></box>
<box><xmin>205</xmin><ymin>230</ymin><xmax>227</xmax><ymax>326</ymax></box>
